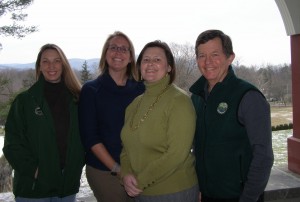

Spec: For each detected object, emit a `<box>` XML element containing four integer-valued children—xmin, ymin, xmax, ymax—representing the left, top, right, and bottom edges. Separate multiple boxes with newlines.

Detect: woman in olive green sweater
<box><xmin>120</xmin><ymin>40</ymin><xmax>198</xmax><ymax>202</ymax></box>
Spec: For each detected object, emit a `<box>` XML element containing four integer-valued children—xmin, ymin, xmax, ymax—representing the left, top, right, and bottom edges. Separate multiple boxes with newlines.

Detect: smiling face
<box><xmin>106</xmin><ymin>36</ymin><xmax>131</xmax><ymax>74</ymax></box>
<box><xmin>196</xmin><ymin>37</ymin><xmax>235</xmax><ymax>89</ymax></box>
<box><xmin>39</xmin><ymin>49</ymin><xmax>63</xmax><ymax>83</ymax></box>
<box><xmin>140</xmin><ymin>47</ymin><xmax>171</xmax><ymax>83</ymax></box>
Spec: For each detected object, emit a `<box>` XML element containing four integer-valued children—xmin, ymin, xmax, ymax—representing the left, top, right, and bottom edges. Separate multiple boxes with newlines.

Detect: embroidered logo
<box><xmin>217</xmin><ymin>102</ymin><xmax>228</xmax><ymax>114</ymax></box>
<box><xmin>35</xmin><ymin>107</ymin><xmax>43</xmax><ymax>116</ymax></box>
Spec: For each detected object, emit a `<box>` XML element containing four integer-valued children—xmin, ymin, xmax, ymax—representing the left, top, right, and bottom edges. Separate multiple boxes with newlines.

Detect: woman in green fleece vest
<box><xmin>120</xmin><ymin>40</ymin><xmax>198</xmax><ymax>202</ymax></box>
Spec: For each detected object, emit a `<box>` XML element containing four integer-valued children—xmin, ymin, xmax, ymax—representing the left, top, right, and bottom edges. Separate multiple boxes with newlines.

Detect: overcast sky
<box><xmin>0</xmin><ymin>0</ymin><xmax>291</xmax><ymax>66</ymax></box>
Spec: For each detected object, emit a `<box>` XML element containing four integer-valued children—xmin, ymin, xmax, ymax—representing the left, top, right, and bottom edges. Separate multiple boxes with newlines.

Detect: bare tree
<box><xmin>256</xmin><ymin>66</ymin><xmax>272</xmax><ymax>96</ymax></box>
<box><xmin>0</xmin><ymin>73</ymin><xmax>10</xmax><ymax>95</ymax></box>
<box><xmin>0</xmin><ymin>71</ymin><xmax>12</xmax><ymax>124</ymax></box>
<box><xmin>170</xmin><ymin>42</ymin><xmax>200</xmax><ymax>92</ymax></box>
<box><xmin>0</xmin><ymin>155</ymin><xmax>12</xmax><ymax>193</ymax></box>
<box><xmin>0</xmin><ymin>69</ymin><xmax>13</xmax><ymax>97</ymax></box>
<box><xmin>22</xmin><ymin>68</ymin><xmax>35</xmax><ymax>88</ymax></box>
<box><xmin>0</xmin><ymin>67</ymin><xmax>35</xmax><ymax>124</ymax></box>
<box><xmin>234</xmin><ymin>65</ymin><xmax>259</xmax><ymax>87</ymax></box>
<box><xmin>269</xmin><ymin>64</ymin><xmax>292</xmax><ymax>106</ymax></box>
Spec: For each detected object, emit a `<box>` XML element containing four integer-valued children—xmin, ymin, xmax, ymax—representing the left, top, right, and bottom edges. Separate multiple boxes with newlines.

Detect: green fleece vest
<box><xmin>191</xmin><ymin>73</ymin><xmax>259</xmax><ymax>198</ymax></box>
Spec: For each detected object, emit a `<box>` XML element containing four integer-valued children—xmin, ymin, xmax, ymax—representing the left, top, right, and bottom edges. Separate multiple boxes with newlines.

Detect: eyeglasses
<box><xmin>108</xmin><ymin>45</ymin><xmax>130</xmax><ymax>54</ymax></box>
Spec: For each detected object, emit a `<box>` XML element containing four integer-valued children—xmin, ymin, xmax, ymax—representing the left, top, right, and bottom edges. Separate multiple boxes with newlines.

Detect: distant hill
<box><xmin>0</xmin><ymin>58</ymin><xmax>99</xmax><ymax>70</ymax></box>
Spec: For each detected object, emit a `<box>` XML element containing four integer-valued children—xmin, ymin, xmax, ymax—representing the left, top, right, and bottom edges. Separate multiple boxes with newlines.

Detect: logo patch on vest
<box><xmin>217</xmin><ymin>102</ymin><xmax>228</xmax><ymax>114</ymax></box>
<box><xmin>35</xmin><ymin>107</ymin><xmax>44</xmax><ymax>116</ymax></box>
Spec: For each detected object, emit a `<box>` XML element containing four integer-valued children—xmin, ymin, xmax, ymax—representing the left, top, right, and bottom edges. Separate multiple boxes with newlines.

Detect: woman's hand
<box><xmin>123</xmin><ymin>174</ymin><xmax>143</xmax><ymax>197</ymax></box>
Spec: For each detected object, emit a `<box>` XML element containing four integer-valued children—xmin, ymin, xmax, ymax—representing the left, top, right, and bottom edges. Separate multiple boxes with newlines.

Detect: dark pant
<box><xmin>202</xmin><ymin>193</ymin><xmax>264</xmax><ymax>202</ymax></box>
<box><xmin>202</xmin><ymin>196</ymin><xmax>239</xmax><ymax>202</ymax></box>
<box><xmin>134</xmin><ymin>185</ymin><xmax>198</xmax><ymax>202</ymax></box>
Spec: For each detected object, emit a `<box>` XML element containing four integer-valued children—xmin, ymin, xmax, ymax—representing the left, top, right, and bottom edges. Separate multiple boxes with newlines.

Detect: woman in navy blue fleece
<box><xmin>78</xmin><ymin>31</ymin><xmax>144</xmax><ymax>202</ymax></box>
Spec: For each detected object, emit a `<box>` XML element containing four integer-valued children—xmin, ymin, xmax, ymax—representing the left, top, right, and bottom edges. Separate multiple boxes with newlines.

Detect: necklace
<box><xmin>130</xmin><ymin>85</ymin><xmax>170</xmax><ymax>131</ymax></box>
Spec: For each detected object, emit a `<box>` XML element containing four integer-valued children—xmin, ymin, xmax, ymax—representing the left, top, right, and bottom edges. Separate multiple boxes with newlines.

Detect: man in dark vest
<box><xmin>189</xmin><ymin>29</ymin><xmax>274</xmax><ymax>202</ymax></box>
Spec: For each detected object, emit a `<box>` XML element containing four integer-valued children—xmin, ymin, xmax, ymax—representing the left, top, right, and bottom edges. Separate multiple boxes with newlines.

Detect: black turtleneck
<box><xmin>44</xmin><ymin>80</ymin><xmax>70</xmax><ymax>169</ymax></box>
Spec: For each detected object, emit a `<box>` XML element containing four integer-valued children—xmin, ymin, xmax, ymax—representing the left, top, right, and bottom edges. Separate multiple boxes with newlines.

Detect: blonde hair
<box><xmin>99</xmin><ymin>31</ymin><xmax>139</xmax><ymax>81</ymax></box>
<box><xmin>35</xmin><ymin>43</ymin><xmax>82</xmax><ymax>101</ymax></box>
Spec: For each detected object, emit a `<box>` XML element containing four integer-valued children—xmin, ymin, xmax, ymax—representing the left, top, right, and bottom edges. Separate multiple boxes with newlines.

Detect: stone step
<box><xmin>265</xmin><ymin>165</ymin><xmax>300</xmax><ymax>202</ymax></box>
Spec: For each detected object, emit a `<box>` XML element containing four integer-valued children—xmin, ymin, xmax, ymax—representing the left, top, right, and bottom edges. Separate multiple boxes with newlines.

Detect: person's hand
<box><xmin>123</xmin><ymin>174</ymin><xmax>142</xmax><ymax>197</ymax></box>
<box><xmin>198</xmin><ymin>192</ymin><xmax>202</xmax><ymax>202</ymax></box>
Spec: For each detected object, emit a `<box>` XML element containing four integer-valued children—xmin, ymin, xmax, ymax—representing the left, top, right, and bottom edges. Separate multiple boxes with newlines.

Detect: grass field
<box><xmin>0</xmin><ymin>106</ymin><xmax>294</xmax><ymax>136</ymax></box>
<box><xmin>271</xmin><ymin>106</ymin><xmax>293</xmax><ymax>126</ymax></box>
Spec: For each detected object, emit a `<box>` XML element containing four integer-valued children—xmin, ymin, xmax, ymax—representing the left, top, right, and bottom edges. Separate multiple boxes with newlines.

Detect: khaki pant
<box><xmin>86</xmin><ymin>165</ymin><xmax>133</xmax><ymax>202</ymax></box>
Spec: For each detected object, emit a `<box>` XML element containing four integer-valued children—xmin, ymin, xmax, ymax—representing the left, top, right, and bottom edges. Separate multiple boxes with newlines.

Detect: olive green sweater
<box><xmin>120</xmin><ymin>75</ymin><xmax>197</xmax><ymax>196</ymax></box>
